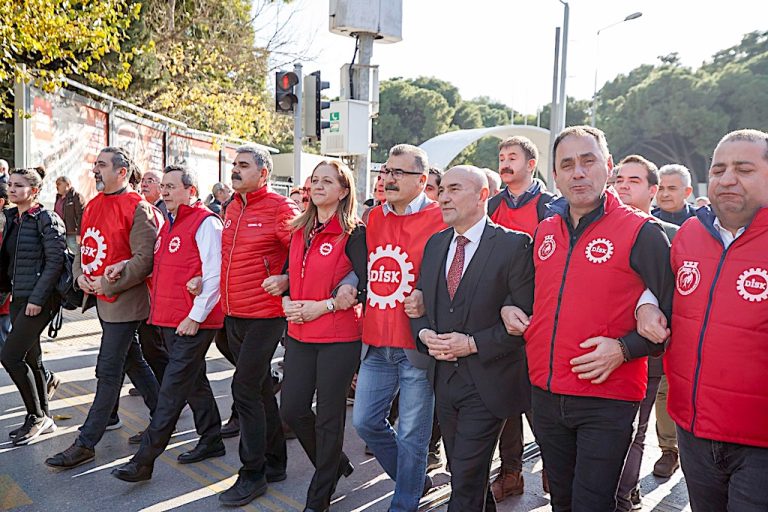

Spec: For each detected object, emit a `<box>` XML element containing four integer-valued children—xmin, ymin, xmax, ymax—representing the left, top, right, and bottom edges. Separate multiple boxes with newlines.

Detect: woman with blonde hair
<box><xmin>263</xmin><ymin>160</ymin><xmax>366</xmax><ymax>511</ymax></box>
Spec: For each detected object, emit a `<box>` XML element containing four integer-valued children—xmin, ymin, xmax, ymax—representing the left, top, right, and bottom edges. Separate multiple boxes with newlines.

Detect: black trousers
<box><xmin>226</xmin><ymin>316</ymin><xmax>287</xmax><ymax>479</ymax></box>
<box><xmin>215</xmin><ymin>327</ymin><xmax>237</xmax><ymax>421</ymax></box>
<box><xmin>133</xmin><ymin>327</ymin><xmax>221</xmax><ymax>466</ymax></box>
<box><xmin>0</xmin><ymin>297</ymin><xmax>57</xmax><ymax>418</ymax></box>
<box><xmin>677</xmin><ymin>426</ymin><xmax>768</xmax><ymax>512</ymax></box>
<box><xmin>435</xmin><ymin>364</ymin><xmax>504</xmax><ymax>512</ymax></box>
<box><xmin>532</xmin><ymin>387</ymin><xmax>638</xmax><ymax>512</ymax></box>
<box><xmin>138</xmin><ymin>321</ymin><xmax>169</xmax><ymax>384</ymax></box>
<box><xmin>280</xmin><ymin>336</ymin><xmax>360</xmax><ymax>509</ymax></box>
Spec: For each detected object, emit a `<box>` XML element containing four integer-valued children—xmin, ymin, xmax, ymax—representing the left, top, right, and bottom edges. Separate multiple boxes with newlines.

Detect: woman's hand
<box><xmin>26</xmin><ymin>303</ymin><xmax>42</xmax><ymax>317</ymax></box>
<box><xmin>284</xmin><ymin>300</ymin><xmax>325</xmax><ymax>324</ymax></box>
<box><xmin>263</xmin><ymin>275</ymin><xmax>289</xmax><ymax>296</ymax></box>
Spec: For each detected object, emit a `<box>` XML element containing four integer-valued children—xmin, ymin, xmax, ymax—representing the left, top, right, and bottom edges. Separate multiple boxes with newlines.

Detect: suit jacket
<box><xmin>411</xmin><ymin>219</ymin><xmax>534</xmax><ymax>418</ymax></box>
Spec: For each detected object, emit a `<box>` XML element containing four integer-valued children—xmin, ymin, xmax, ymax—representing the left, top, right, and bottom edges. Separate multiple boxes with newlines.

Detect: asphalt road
<box><xmin>0</xmin><ymin>309</ymin><xmax>691</xmax><ymax>511</ymax></box>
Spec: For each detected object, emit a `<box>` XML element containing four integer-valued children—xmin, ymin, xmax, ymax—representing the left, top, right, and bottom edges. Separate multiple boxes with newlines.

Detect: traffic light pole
<box><xmin>352</xmin><ymin>34</ymin><xmax>374</xmax><ymax>210</ymax></box>
<box><xmin>293</xmin><ymin>62</ymin><xmax>303</xmax><ymax>187</ymax></box>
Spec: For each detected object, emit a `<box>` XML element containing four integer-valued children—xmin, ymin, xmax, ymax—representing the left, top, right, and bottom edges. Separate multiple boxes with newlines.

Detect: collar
<box><xmin>235</xmin><ymin>185</ymin><xmax>271</xmax><ymax>205</ymax></box>
<box><xmin>382</xmin><ymin>192</ymin><xmax>430</xmax><ymax>216</ymax></box>
<box><xmin>452</xmin><ymin>215</ymin><xmax>487</xmax><ymax>245</ymax></box>
<box><xmin>713</xmin><ymin>216</ymin><xmax>747</xmax><ymax>240</ymax></box>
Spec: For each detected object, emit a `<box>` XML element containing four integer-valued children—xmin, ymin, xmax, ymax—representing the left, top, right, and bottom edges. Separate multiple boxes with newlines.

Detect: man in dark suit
<box><xmin>409</xmin><ymin>165</ymin><xmax>534</xmax><ymax>511</ymax></box>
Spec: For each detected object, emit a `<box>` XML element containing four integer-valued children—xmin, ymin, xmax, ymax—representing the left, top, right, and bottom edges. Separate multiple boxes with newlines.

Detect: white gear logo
<box><xmin>154</xmin><ymin>236</ymin><xmax>161</xmax><ymax>254</ymax></box>
<box><xmin>367</xmin><ymin>244</ymin><xmax>415</xmax><ymax>309</ymax></box>
<box><xmin>224</xmin><ymin>219</ymin><xmax>232</xmax><ymax>229</ymax></box>
<box><xmin>319</xmin><ymin>243</ymin><xmax>333</xmax><ymax>256</ymax></box>
<box><xmin>80</xmin><ymin>227</ymin><xmax>108</xmax><ymax>274</ymax></box>
<box><xmin>585</xmin><ymin>238</ymin><xmax>614</xmax><ymax>264</ymax></box>
<box><xmin>736</xmin><ymin>267</ymin><xmax>768</xmax><ymax>303</ymax></box>
<box><xmin>538</xmin><ymin>235</ymin><xmax>556</xmax><ymax>261</ymax></box>
<box><xmin>168</xmin><ymin>236</ymin><xmax>181</xmax><ymax>253</ymax></box>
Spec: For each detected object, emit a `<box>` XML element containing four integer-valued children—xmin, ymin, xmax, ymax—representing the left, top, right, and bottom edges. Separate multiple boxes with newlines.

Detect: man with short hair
<box><xmin>483</xmin><ymin>168</ymin><xmax>502</xmax><ymax>196</ymax></box>
<box><xmin>412</xmin><ymin>165</ymin><xmax>534</xmax><ymax>511</ymax></box>
<box><xmin>209</xmin><ymin>182</ymin><xmax>233</xmax><ymax>217</ymax></box>
<box><xmin>349</xmin><ymin>144</ymin><xmax>445</xmax><ymax>511</ymax></box>
<box><xmin>112</xmin><ymin>165</ymin><xmax>225</xmax><ymax>482</ymax></box>
<box><xmin>613</xmin><ymin>154</ymin><xmax>678</xmax><ymax>511</ymax></box>
<box><xmin>425</xmin><ymin>166</ymin><xmax>443</xmax><ymax>202</ymax></box>
<box><xmin>217</xmin><ymin>146</ymin><xmax>299</xmax><ymax>507</ymax></box>
<box><xmin>640</xmin><ymin>129</ymin><xmax>768</xmax><ymax>511</ymax></box>
<box><xmin>488</xmin><ymin>135</ymin><xmax>555</xmax><ymax>500</ymax></box>
<box><xmin>0</xmin><ymin>159</ymin><xmax>8</xmax><ymax>184</ymax></box>
<box><xmin>54</xmin><ymin>176</ymin><xmax>86</xmax><ymax>255</ymax></box>
<box><xmin>46</xmin><ymin>147</ymin><xmax>160</xmax><ymax>469</ymax></box>
<box><xmin>652</xmin><ymin>164</ymin><xmax>696</xmax><ymax>225</ymax></box>
<box><xmin>141</xmin><ymin>169</ymin><xmax>168</xmax><ymax>220</ymax></box>
<box><xmin>517</xmin><ymin>126</ymin><xmax>674</xmax><ymax>511</ymax></box>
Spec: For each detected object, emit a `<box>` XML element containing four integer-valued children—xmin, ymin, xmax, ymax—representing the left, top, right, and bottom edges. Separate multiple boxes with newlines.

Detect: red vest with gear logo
<box><xmin>525</xmin><ymin>192</ymin><xmax>651</xmax><ymax>401</ymax></box>
<box><xmin>80</xmin><ymin>191</ymin><xmax>144</xmax><ymax>303</ymax></box>
<box><xmin>150</xmin><ymin>201</ymin><xmax>224</xmax><ymax>329</ymax></box>
<box><xmin>286</xmin><ymin>216</ymin><xmax>361</xmax><ymax>343</ymax></box>
<box><xmin>665</xmin><ymin>208</ymin><xmax>768</xmax><ymax>448</ymax></box>
<box><xmin>490</xmin><ymin>197</ymin><xmax>541</xmax><ymax>236</ymax></box>
<box><xmin>362</xmin><ymin>202</ymin><xmax>445</xmax><ymax>349</ymax></box>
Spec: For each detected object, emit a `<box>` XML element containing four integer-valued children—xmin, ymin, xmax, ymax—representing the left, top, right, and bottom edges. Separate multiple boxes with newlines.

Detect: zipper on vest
<box><xmin>689</xmin><ymin>244</ymin><xmax>731</xmax><ymax>433</ymax></box>
<box><xmin>224</xmin><ymin>206</ymin><xmax>246</xmax><ymax>316</ymax></box>
<box><xmin>546</xmin><ymin>234</ymin><xmax>577</xmax><ymax>391</ymax></box>
<box><xmin>10</xmin><ymin>215</ymin><xmax>24</xmax><ymax>288</ymax></box>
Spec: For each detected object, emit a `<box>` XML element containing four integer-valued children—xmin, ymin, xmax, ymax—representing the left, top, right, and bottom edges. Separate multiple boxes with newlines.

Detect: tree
<box><xmin>0</xmin><ymin>0</ymin><xmax>140</xmax><ymax>117</ymax></box>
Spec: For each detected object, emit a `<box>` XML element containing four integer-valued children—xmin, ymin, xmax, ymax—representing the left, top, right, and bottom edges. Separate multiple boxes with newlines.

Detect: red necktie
<box><xmin>447</xmin><ymin>236</ymin><xmax>469</xmax><ymax>300</ymax></box>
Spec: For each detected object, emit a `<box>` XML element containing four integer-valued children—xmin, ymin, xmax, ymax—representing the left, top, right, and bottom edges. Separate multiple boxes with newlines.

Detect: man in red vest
<box><xmin>511</xmin><ymin>126</ymin><xmax>674</xmax><ymax>511</ymax></box>
<box><xmin>46</xmin><ymin>147</ymin><xmax>160</xmax><ymax>469</ymax></box>
<box><xmin>487</xmin><ymin>135</ymin><xmax>555</xmax><ymax>501</ymax></box>
<box><xmin>217</xmin><ymin>146</ymin><xmax>300</xmax><ymax>507</ymax></box>
<box><xmin>347</xmin><ymin>144</ymin><xmax>444</xmax><ymax>511</ymax></box>
<box><xmin>639</xmin><ymin>129</ymin><xmax>768</xmax><ymax>511</ymax></box>
<box><xmin>111</xmin><ymin>164</ymin><xmax>225</xmax><ymax>482</ymax></box>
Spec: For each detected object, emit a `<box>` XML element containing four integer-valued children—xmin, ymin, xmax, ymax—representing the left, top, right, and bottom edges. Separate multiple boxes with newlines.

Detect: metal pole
<box><xmin>13</xmin><ymin>74</ymin><xmax>31</xmax><ymax>168</ymax></box>
<box><xmin>558</xmin><ymin>1</ymin><xmax>570</xmax><ymax>133</ymax></box>
<box><xmin>352</xmin><ymin>33</ymin><xmax>374</xmax><ymax>209</ymax></box>
<box><xmin>293</xmin><ymin>62</ymin><xmax>303</xmax><ymax>187</ymax></box>
<box><xmin>592</xmin><ymin>32</ymin><xmax>601</xmax><ymax>127</ymax></box>
<box><xmin>548</xmin><ymin>27</ymin><xmax>561</xmax><ymax>192</ymax></box>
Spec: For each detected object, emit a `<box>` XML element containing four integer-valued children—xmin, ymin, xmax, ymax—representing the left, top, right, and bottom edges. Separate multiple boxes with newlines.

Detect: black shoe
<box><xmin>112</xmin><ymin>461</ymin><xmax>153</xmax><ymax>482</ymax></box>
<box><xmin>128</xmin><ymin>430</ymin><xmax>144</xmax><ymax>444</ymax></box>
<box><xmin>423</xmin><ymin>474</ymin><xmax>434</xmax><ymax>496</ymax></box>
<box><xmin>266</xmin><ymin>464</ymin><xmax>287</xmax><ymax>482</ymax></box>
<box><xmin>303</xmin><ymin>508</ymin><xmax>329</xmax><ymax>512</ymax></box>
<box><xmin>219</xmin><ymin>475</ymin><xmax>267</xmax><ymax>507</ymax></box>
<box><xmin>128</xmin><ymin>387</ymin><xmax>141</xmax><ymax>397</ymax></box>
<box><xmin>46</xmin><ymin>372</ymin><xmax>61</xmax><ymax>401</ymax></box>
<box><xmin>13</xmin><ymin>415</ymin><xmax>56</xmax><ymax>446</ymax></box>
<box><xmin>282</xmin><ymin>421</ymin><xmax>297</xmax><ymax>440</ymax></box>
<box><xmin>106</xmin><ymin>415</ymin><xmax>123</xmax><ymax>431</ymax></box>
<box><xmin>427</xmin><ymin>450</ymin><xmax>443</xmax><ymax>472</ymax></box>
<box><xmin>178</xmin><ymin>439</ymin><xmax>225</xmax><ymax>464</ymax></box>
<box><xmin>9</xmin><ymin>414</ymin><xmax>32</xmax><ymax>439</ymax></box>
<box><xmin>46</xmin><ymin>443</ymin><xmax>95</xmax><ymax>469</ymax></box>
<box><xmin>330</xmin><ymin>459</ymin><xmax>354</xmax><ymax>496</ymax></box>
<box><xmin>220</xmin><ymin>416</ymin><xmax>240</xmax><ymax>438</ymax></box>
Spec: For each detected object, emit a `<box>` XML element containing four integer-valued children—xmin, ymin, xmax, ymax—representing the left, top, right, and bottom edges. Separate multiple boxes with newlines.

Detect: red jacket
<box><xmin>362</xmin><ymin>202</ymin><xmax>445</xmax><ymax>349</ymax></box>
<box><xmin>665</xmin><ymin>207</ymin><xmax>768</xmax><ymax>448</ymax></box>
<box><xmin>525</xmin><ymin>192</ymin><xmax>650</xmax><ymax>401</ymax></box>
<box><xmin>150</xmin><ymin>202</ymin><xmax>224</xmax><ymax>329</ymax></box>
<box><xmin>221</xmin><ymin>186</ymin><xmax>300</xmax><ymax>318</ymax></box>
<box><xmin>287</xmin><ymin>216</ymin><xmax>361</xmax><ymax>343</ymax></box>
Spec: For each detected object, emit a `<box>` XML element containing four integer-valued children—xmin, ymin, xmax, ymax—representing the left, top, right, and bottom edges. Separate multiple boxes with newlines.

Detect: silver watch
<box><xmin>326</xmin><ymin>299</ymin><xmax>336</xmax><ymax>311</ymax></box>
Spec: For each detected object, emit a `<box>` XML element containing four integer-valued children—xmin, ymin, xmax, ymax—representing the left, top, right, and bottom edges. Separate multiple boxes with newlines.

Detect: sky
<box><xmin>258</xmin><ymin>0</ymin><xmax>766</xmax><ymax>116</ymax></box>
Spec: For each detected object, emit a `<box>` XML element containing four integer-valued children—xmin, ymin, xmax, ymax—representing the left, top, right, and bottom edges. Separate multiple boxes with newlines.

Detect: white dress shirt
<box><xmin>186</xmin><ymin>215</ymin><xmax>223</xmax><ymax>323</ymax></box>
<box><xmin>382</xmin><ymin>192</ymin><xmax>431</xmax><ymax>216</ymax></box>
<box><xmin>713</xmin><ymin>217</ymin><xmax>746</xmax><ymax>249</ymax></box>
<box><xmin>444</xmin><ymin>216</ymin><xmax>488</xmax><ymax>278</ymax></box>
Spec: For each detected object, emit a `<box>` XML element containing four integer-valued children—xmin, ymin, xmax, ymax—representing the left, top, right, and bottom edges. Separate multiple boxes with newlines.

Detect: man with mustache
<box><xmin>487</xmin><ymin>135</ymin><xmax>555</xmax><ymax>500</ymax></box>
<box><xmin>216</xmin><ymin>146</ymin><xmax>300</xmax><ymax>507</ymax></box>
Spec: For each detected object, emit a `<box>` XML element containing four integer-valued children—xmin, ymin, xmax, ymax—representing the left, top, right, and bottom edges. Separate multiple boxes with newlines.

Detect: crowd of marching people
<box><xmin>0</xmin><ymin>124</ymin><xmax>766</xmax><ymax>512</ymax></box>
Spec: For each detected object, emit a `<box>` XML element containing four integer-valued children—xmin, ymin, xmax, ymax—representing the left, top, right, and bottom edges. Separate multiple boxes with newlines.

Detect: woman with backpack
<box><xmin>0</xmin><ymin>166</ymin><xmax>66</xmax><ymax>445</ymax></box>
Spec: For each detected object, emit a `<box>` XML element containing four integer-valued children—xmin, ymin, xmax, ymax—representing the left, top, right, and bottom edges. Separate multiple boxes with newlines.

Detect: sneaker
<box><xmin>426</xmin><ymin>450</ymin><xmax>443</xmax><ymax>472</ymax></box>
<box><xmin>9</xmin><ymin>414</ymin><xmax>32</xmax><ymax>439</ymax></box>
<box><xmin>46</xmin><ymin>372</ymin><xmax>61</xmax><ymax>401</ymax></box>
<box><xmin>630</xmin><ymin>487</ymin><xmax>642</xmax><ymax>510</ymax></box>
<box><xmin>106</xmin><ymin>415</ymin><xmax>123</xmax><ymax>431</ymax></box>
<box><xmin>13</xmin><ymin>415</ymin><xmax>56</xmax><ymax>446</ymax></box>
<box><xmin>653</xmin><ymin>450</ymin><xmax>680</xmax><ymax>478</ymax></box>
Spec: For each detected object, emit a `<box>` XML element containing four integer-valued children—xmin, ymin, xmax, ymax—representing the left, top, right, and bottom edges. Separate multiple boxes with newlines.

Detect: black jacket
<box><xmin>0</xmin><ymin>206</ymin><xmax>66</xmax><ymax>305</ymax></box>
<box><xmin>55</xmin><ymin>188</ymin><xmax>85</xmax><ymax>235</ymax></box>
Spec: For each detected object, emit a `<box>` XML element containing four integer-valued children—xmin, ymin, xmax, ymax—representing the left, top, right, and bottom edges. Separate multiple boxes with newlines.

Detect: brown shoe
<box><xmin>541</xmin><ymin>468</ymin><xmax>550</xmax><ymax>494</ymax></box>
<box><xmin>491</xmin><ymin>468</ymin><xmax>524</xmax><ymax>502</ymax></box>
<box><xmin>653</xmin><ymin>450</ymin><xmax>680</xmax><ymax>478</ymax></box>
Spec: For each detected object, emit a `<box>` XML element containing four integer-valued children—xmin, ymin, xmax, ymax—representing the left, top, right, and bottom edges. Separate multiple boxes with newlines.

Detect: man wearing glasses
<box><xmin>346</xmin><ymin>144</ymin><xmax>444</xmax><ymax>511</ymax></box>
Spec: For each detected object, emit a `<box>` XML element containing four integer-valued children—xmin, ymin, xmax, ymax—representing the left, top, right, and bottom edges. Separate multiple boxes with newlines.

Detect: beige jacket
<box><xmin>74</xmin><ymin>200</ymin><xmax>159</xmax><ymax>323</ymax></box>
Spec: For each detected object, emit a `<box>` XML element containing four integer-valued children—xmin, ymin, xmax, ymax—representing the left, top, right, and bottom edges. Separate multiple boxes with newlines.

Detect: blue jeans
<box><xmin>77</xmin><ymin>319</ymin><xmax>159</xmax><ymax>449</ymax></box>
<box><xmin>353</xmin><ymin>346</ymin><xmax>434</xmax><ymax>512</ymax></box>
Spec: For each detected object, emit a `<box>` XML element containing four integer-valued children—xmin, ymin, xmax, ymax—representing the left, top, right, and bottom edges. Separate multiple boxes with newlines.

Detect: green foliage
<box><xmin>0</xmin><ymin>0</ymin><xmax>141</xmax><ymax>117</ymax></box>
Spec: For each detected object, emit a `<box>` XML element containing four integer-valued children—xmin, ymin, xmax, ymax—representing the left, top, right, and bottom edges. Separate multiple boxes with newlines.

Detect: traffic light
<box><xmin>303</xmin><ymin>70</ymin><xmax>331</xmax><ymax>141</ymax></box>
<box><xmin>275</xmin><ymin>71</ymin><xmax>299</xmax><ymax>113</ymax></box>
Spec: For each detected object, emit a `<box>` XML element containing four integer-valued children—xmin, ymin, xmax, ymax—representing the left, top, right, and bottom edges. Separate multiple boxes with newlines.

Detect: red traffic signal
<box><xmin>275</xmin><ymin>71</ymin><xmax>299</xmax><ymax>113</ymax></box>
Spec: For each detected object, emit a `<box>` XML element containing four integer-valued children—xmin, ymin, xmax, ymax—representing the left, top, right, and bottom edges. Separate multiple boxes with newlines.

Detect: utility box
<box><xmin>321</xmin><ymin>100</ymin><xmax>370</xmax><ymax>156</ymax></box>
<box><xmin>328</xmin><ymin>0</ymin><xmax>402</xmax><ymax>43</ymax></box>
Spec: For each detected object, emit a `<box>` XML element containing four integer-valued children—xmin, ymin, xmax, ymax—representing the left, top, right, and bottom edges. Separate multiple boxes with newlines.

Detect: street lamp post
<box><xmin>557</xmin><ymin>0</ymin><xmax>569</xmax><ymax>134</ymax></box>
<box><xmin>591</xmin><ymin>12</ymin><xmax>643</xmax><ymax>127</ymax></box>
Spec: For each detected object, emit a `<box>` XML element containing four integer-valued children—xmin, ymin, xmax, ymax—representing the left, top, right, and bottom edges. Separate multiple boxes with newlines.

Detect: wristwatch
<box><xmin>326</xmin><ymin>299</ymin><xmax>336</xmax><ymax>312</ymax></box>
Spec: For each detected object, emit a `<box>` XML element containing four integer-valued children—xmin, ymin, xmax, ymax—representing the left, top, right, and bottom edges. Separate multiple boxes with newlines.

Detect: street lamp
<box><xmin>591</xmin><ymin>12</ymin><xmax>643</xmax><ymax>127</ymax></box>
<box><xmin>557</xmin><ymin>0</ymin><xmax>569</xmax><ymax>134</ymax></box>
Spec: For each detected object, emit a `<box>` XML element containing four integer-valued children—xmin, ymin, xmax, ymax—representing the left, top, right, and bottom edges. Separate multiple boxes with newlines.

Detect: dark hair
<box><xmin>10</xmin><ymin>166</ymin><xmax>46</xmax><ymax>192</ymax></box>
<box><xmin>163</xmin><ymin>164</ymin><xmax>199</xmax><ymax>195</ymax></box>
<box><xmin>0</xmin><ymin>182</ymin><xmax>7</xmax><ymax>206</ymax></box>
<box><xmin>428</xmin><ymin>166</ymin><xmax>443</xmax><ymax>186</ymax></box>
<box><xmin>101</xmin><ymin>146</ymin><xmax>142</xmax><ymax>187</ymax></box>
<box><xmin>552</xmin><ymin>126</ymin><xmax>610</xmax><ymax>171</ymax></box>
<box><xmin>617</xmin><ymin>154</ymin><xmax>659</xmax><ymax>186</ymax></box>
<box><xmin>498</xmin><ymin>135</ymin><xmax>539</xmax><ymax>163</ymax></box>
<box><xmin>717</xmin><ymin>129</ymin><xmax>768</xmax><ymax>162</ymax></box>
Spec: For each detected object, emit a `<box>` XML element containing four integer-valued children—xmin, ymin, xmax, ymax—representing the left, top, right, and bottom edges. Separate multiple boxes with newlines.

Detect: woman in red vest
<box><xmin>264</xmin><ymin>160</ymin><xmax>366</xmax><ymax>512</ymax></box>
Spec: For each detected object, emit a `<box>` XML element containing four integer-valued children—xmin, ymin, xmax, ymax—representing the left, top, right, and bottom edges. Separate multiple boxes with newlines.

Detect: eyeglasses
<box><xmin>159</xmin><ymin>183</ymin><xmax>188</xmax><ymax>191</ymax></box>
<box><xmin>378</xmin><ymin>166</ymin><xmax>424</xmax><ymax>179</ymax></box>
<box><xmin>141</xmin><ymin>178</ymin><xmax>159</xmax><ymax>184</ymax></box>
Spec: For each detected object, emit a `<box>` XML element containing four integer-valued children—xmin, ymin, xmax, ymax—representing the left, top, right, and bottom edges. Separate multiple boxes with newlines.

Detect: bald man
<box><xmin>411</xmin><ymin>166</ymin><xmax>534</xmax><ymax>511</ymax></box>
